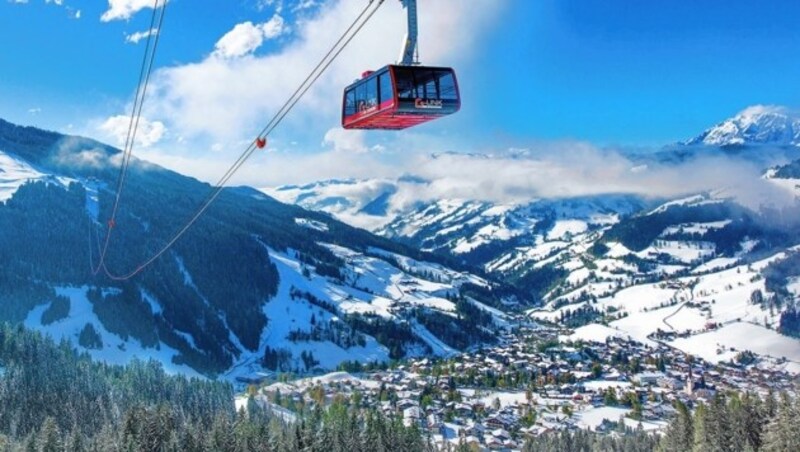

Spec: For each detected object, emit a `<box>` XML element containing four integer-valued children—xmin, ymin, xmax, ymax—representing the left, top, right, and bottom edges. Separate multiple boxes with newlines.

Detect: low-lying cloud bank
<box><xmin>255</xmin><ymin>142</ymin><xmax>798</xmax><ymax>210</ymax></box>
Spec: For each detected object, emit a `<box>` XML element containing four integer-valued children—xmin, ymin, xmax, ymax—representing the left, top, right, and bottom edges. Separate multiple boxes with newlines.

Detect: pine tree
<box><xmin>724</xmin><ymin>392</ymin><xmax>761</xmax><ymax>451</ymax></box>
<box><xmin>660</xmin><ymin>400</ymin><xmax>693</xmax><ymax>452</ymax></box>
<box><xmin>66</xmin><ymin>429</ymin><xmax>86</xmax><ymax>452</ymax></box>
<box><xmin>763</xmin><ymin>394</ymin><xmax>800</xmax><ymax>452</ymax></box>
<box><xmin>707</xmin><ymin>393</ymin><xmax>732</xmax><ymax>451</ymax></box>
<box><xmin>764</xmin><ymin>391</ymin><xmax>778</xmax><ymax>418</ymax></box>
<box><xmin>38</xmin><ymin>417</ymin><xmax>61</xmax><ymax>452</ymax></box>
<box><xmin>209</xmin><ymin>413</ymin><xmax>235</xmax><ymax>452</ymax></box>
<box><xmin>24</xmin><ymin>434</ymin><xmax>37</xmax><ymax>452</ymax></box>
<box><xmin>692</xmin><ymin>403</ymin><xmax>711</xmax><ymax>452</ymax></box>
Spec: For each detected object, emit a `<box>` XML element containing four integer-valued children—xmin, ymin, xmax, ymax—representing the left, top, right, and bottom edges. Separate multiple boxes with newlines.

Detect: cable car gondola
<box><xmin>342</xmin><ymin>0</ymin><xmax>460</xmax><ymax>130</ymax></box>
<box><xmin>342</xmin><ymin>65</ymin><xmax>460</xmax><ymax>130</ymax></box>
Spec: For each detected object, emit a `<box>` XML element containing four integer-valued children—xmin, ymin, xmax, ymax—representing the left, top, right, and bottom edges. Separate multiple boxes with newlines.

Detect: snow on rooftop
<box><xmin>582</xmin><ymin>380</ymin><xmax>633</xmax><ymax>392</ymax></box>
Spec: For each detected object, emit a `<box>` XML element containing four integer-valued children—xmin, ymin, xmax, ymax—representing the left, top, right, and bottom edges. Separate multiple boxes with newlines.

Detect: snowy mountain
<box><xmin>265</xmin><ymin>177</ymin><xmax>405</xmax><ymax>231</ymax></box>
<box><xmin>530</xmin><ymin>194</ymin><xmax>800</xmax><ymax>372</ymax></box>
<box><xmin>0</xmin><ymin>118</ymin><xmax>510</xmax><ymax>378</ymax></box>
<box><xmin>4</xmin><ymin>105</ymin><xmax>800</xmax><ymax>381</ymax></box>
<box><xmin>266</xmin><ymin>178</ymin><xmax>649</xmax><ymax>258</ymax></box>
<box><xmin>270</xmin><ymin>169</ymin><xmax>800</xmax><ymax>372</ymax></box>
<box><xmin>263</xmin><ymin>109</ymin><xmax>800</xmax><ymax>371</ymax></box>
<box><xmin>685</xmin><ymin>105</ymin><xmax>800</xmax><ymax>147</ymax></box>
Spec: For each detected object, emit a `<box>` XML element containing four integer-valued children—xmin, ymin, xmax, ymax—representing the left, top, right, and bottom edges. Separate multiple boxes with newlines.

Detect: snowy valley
<box><xmin>0</xmin><ymin>106</ymin><xmax>799</xmax><ymax>384</ymax></box>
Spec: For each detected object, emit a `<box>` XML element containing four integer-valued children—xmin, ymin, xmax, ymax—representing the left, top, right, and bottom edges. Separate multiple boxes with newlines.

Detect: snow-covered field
<box><xmin>575</xmin><ymin>406</ymin><xmax>629</xmax><ymax>430</ymax></box>
<box><xmin>576</xmin><ymin>406</ymin><xmax>665</xmax><ymax>432</ymax></box>
<box><xmin>670</xmin><ymin>322</ymin><xmax>800</xmax><ymax>364</ymax></box>
<box><xmin>691</xmin><ymin>257</ymin><xmax>738</xmax><ymax>274</ymax></box>
<box><xmin>564</xmin><ymin>324</ymin><xmax>626</xmax><ymax>343</ymax></box>
<box><xmin>476</xmin><ymin>390</ymin><xmax>530</xmax><ymax>409</ymax></box>
<box><xmin>598</xmin><ymin>283</ymin><xmax>686</xmax><ymax>313</ymax></box>
<box><xmin>637</xmin><ymin>241</ymin><xmax>715</xmax><ymax>265</ymax></box>
<box><xmin>768</xmin><ymin>176</ymin><xmax>800</xmax><ymax>198</ymax></box>
<box><xmin>516</xmin><ymin>210</ymin><xmax>799</xmax><ymax>375</ymax></box>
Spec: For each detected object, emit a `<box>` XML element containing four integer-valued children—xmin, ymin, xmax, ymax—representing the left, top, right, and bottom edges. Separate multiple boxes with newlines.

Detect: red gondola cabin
<box><xmin>342</xmin><ymin>65</ymin><xmax>460</xmax><ymax>130</ymax></box>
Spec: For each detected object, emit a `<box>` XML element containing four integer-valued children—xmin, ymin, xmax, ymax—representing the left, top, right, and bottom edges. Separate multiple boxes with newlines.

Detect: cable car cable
<box><xmin>98</xmin><ymin>0</ymin><xmax>386</xmax><ymax>281</ymax></box>
<box><xmin>92</xmin><ymin>0</ymin><xmax>163</xmax><ymax>274</ymax></box>
<box><xmin>91</xmin><ymin>0</ymin><xmax>167</xmax><ymax>274</ymax></box>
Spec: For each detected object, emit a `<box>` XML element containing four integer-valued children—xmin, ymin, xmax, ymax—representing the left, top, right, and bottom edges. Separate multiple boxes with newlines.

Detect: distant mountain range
<box><xmin>2</xmin><ymin>105</ymin><xmax>800</xmax><ymax>379</ymax></box>
<box><xmin>265</xmin><ymin>106</ymin><xmax>800</xmax><ymax>276</ymax></box>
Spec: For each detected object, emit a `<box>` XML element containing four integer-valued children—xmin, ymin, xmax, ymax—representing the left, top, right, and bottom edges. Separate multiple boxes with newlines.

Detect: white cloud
<box><xmin>125</xmin><ymin>28</ymin><xmax>156</xmax><ymax>44</ymax></box>
<box><xmin>99</xmin><ymin>115</ymin><xmax>167</xmax><ymax>148</ymax></box>
<box><xmin>213</xmin><ymin>22</ymin><xmax>264</xmax><ymax>58</ymax></box>
<box><xmin>138</xmin><ymin>139</ymin><xmax>795</xmax><ymax>214</ymax></box>
<box><xmin>322</xmin><ymin>127</ymin><xmax>368</xmax><ymax>153</ymax></box>
<box><xmin>379</xmin><ymin>147</ymin><xmax>794</xmax><ymax>211</ymax></box>
<box><xmin>212</xmin><ymin>15</ymin><xmax>288</xmax><ymax>59</ymax></box>
<box><xmin>101</xmin><ymin>0</ymin><xmax>160</xmax><ymax>22</ymax></box>
<box><xmin>261</xmin><ymin>14</ymin><xmax>287</xmax><ymax>39</ymax></box>
<box><xmin>293</xmin><ymin>0</ymin><xmax>317</xmax><ymax>12</ymax></box>
<box><xmin>49</xmin><ymin>136</ymin><xmax>121</xmax><ymax>170</ymax></box>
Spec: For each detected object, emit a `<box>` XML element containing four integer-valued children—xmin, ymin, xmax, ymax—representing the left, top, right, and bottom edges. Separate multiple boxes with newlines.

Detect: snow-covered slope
<box><xmin>24</xmin><ymin>286</ymin><xmax>203</xmax><ymax>377</ymax></box>
<box><xmin>548</xmin><ymin>247</ymin><xmax>800</xmax><ymax>370</ymax></box>
<box><xmin>225</xmin><ymin>243</ymin><xmax>505</xmax><ymax>380</ymax></box>
<box><xmin>685</xmin><ymin>105</ymin><xmax>800</xmax><ymax>147</ymax></box>
<box><xmin>0</xmin><ymin>150</ymin><xmax>73</xmax><ymax>202</ymax></box>
<box><xmin>0</xmin><ymin>118</ymin><xmax>509</xmax><ymax>379</ymax></box>
<box><xmin>264</xmin><ymin>177</ymin><xmax>649</xmax><ymax>278</ymax></box>
<box><xmin>380</xmin><ymin>195</ymin><xmax>647</xmax><ymax>257</ymax></box>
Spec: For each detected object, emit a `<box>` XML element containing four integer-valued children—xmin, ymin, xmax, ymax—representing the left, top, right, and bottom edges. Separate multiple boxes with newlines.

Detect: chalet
<box><xmin>485</xmin><ymin>414</ymin><xmax>515</xmax><ymax>430</ymax></box>
<box><xmin>455</xmin><ymin>403</ymin><xmax>473</xmax><ymax>418</ymax></box>
<box><xmin>397</xmin><ymin>398</ymin><xmax>418</xmax><ymax>411</ymax></box>
<box><xmin>403</xmin><ymin>406</ymin><xmax>422</xmax><ymax>426</ymax></box>
<box><xmin>633</xmin><ymin>371</ymin><xmax>666</xmax><ymax>386</ymax></box>
<box><xmin>658</xmin><ymin>377</ymin><xmax>685</xmax><ymax>391</ymax></box>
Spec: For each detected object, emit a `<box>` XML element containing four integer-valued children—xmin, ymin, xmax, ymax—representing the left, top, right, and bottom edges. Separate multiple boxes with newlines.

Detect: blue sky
<box><xmin>1</xmin><ymin>0</ymin><xmax>799</xmax><ymax>185</ymax></box>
